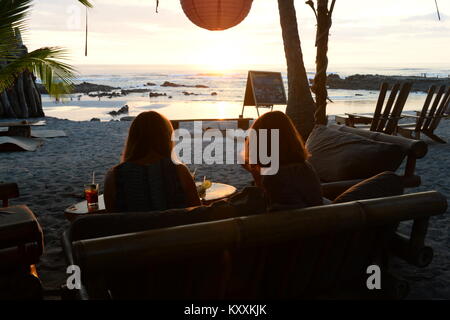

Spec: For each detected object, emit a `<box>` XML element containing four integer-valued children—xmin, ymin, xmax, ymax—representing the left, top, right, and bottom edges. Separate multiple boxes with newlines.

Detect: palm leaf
<box><xmin>0</xmin><ymin>47</ymin><xmax>77</xmax><ymax>98</ymax></box>
<box><xmin>0</xmin><ymin>0</ymin><xmax>33</xmax><ymax>59</ymax></box>
<box><xmin>78</xmin><ymin>0</ymin><xmax>93</xmax><ymax>8</ymax></box>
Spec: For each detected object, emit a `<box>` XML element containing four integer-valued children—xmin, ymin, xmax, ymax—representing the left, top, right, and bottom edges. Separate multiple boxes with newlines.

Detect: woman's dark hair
<box><xmin>121</xmin><ymin>111</ymin><xmax>174</xmax><ymax>163</ymax></box>
<box><xmin>244</xmin><ymin>111</ymin><xmax>309</xmax><ymax>167</ymax></box>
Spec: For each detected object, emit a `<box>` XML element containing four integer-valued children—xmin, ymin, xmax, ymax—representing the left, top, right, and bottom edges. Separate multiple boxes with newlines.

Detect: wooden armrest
<box><xmin>329</xmin><ymin>124</ymin><xmax>428</xmax><ymax>158</ymax></box>
<box><xmin>321</xmin><ymin>179</ymin><xmax>363</xmax><ymax>201</ymax></box>
<box><xmin>391</xmin><ymin>217</ymin><xmax>434</xmax><ymax>267</ymax></box>
<box><xmin>345</xmin><ymin>113</ymin><xmax>374</xmax><ymax>120</ymax></box>
<box><xmin>0</xmin><ymin>183</ymin><xmax>19</xmax><ymax>207</ymax></box>
<box><xmin>401</xmin><ymin>113</ymin><xmax>423</xmax><ymax>119</ymax></box>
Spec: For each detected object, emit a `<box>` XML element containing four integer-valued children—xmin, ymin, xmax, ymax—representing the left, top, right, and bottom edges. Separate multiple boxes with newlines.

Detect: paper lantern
<box><xmin>180</xmin><ymin>0</ymin><xmax>253</xmax><ymax>31</ymax></box>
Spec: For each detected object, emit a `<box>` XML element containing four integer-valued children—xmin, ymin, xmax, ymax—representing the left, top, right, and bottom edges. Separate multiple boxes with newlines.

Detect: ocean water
<box><xmin>43</xmin><ymin>64</ymin><xmax>449</xmax><ymax>121</ymax></box>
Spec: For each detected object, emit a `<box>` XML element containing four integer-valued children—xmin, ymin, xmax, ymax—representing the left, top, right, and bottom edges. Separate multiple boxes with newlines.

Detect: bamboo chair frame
<box><xmin>64</xmin><ymin>191</ymin><xmax>447</xmax><ymax>300</ymax></box>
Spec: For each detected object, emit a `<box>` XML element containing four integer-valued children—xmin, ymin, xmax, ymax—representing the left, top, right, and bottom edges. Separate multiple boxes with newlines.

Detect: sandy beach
<box><xmin>0</xmin><ymin>115</ymin><xmax>448</xmax><ymax>299</ymax></box>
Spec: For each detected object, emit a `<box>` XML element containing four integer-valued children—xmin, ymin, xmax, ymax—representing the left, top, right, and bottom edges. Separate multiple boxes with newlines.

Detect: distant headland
<box><xmin>325</xmin><ymin>74</ymin><xmax>449</xmax><ymax>92</ymax></box>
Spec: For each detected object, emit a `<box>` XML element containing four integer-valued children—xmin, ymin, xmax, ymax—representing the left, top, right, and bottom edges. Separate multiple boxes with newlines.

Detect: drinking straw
<box><xmin>92</xmin><ymin>171</ymin><xmax>95</xmax><ymax>184</ymax></box>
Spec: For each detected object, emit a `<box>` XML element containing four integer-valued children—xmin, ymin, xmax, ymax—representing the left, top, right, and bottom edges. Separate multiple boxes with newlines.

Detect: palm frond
<box><xmin>0</xmin><ymin>0</ymin><xmax>33</xmax><ymax>59</ymax></box>
<box><xmin>78</xmin><ymin>0</ymin><xmax>93</xmax><ymax>8</ymax></box>
<box><xmin>0</xmin><ymin>47</ymin><xmax>77</xmax><ymax>98</ymax></box>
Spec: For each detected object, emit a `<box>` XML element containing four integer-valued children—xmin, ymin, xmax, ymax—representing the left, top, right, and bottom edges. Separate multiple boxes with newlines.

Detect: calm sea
<box><xmin>42</xmin><ymin>64</ymin><xmax>450</xmax><ymax>121</ymax></box>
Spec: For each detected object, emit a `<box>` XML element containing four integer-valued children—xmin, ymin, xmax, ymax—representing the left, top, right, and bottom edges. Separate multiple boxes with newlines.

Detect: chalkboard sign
<box><xmin>241</xmin><ymin>71</ymin><xmax>287</xmax><ymax>116</ymax></box>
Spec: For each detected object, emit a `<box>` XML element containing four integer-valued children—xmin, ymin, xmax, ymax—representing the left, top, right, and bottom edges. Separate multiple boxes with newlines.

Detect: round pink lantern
<box><xmin>180</xmin><ymin>0</ymin><xmax>254</xmax><ymax>31</ymax></box>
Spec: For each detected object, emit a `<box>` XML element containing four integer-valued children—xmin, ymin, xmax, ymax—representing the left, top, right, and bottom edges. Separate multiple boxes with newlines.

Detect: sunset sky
<box><xmin>27</xmin><ymin>0</ymin><xmax>450</xmax><ymax>72</ymax></box>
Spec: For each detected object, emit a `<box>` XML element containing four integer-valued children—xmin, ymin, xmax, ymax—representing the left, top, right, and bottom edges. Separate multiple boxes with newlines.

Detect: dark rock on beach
<box><xmin>211</xmin><ymin>92</ymin><xmax>218</xmax><ymax>96</ymax></box>
<box><xmin>161</xmin><ymin>81</ymin><xmax>184</xmax><ymax>87</ymax></box>
<box><xmin>326</xmin><ymin>74</ymin><xmax>450</xmax><ymax>92</ymax></box>
<box><xmin>90</xmin><ymin>117</ymin><xmax>100</xmax><ymax>122</ymax></box>
<box><xmin>108</xmin><ymin>105</ymin><xmax>129</xmax><ymax>116</ymax></box>
<box><xmin>144</xmin><ymin>82</ymin><xmax>156</xmax><ymax>86</ymax></box>
<box><xmin>121</xmin><ymin>88</ymin><xmax>152</xmax><ymax>95</ymax></box>
<box><xmin>149</xmin><ymin>92</ymin><xmax>167</xmax><ymax>98</ymax></box>
<box><xmin>182</xmin><ymin>91</ymin><xmax>198</xmax><ymax>96</ymax></box>
<box><xmin>161</xmin><ymin>81</ymin><xmax>209</xmax><ymax>88</ymax></box>
<box><xmin>88</xmin><ymin>91</ymin><xmax>121</xmax><ymax>99</ymax></box>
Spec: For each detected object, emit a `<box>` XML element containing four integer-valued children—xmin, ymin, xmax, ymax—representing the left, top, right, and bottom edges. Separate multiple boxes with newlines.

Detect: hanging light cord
<box><xmin>85</xmin><ymin>6</ymin><xmax>88</xmax><ymax>56</ymax></box>
<box><xmin>434</xmin><ymin>0</ymin><xmax>441</xmax><ymax>21</ymax></box>
<box><xmin>156</xmin><ymin>0</ymin><xmax>159</xmax><ymax>13</ymax></box>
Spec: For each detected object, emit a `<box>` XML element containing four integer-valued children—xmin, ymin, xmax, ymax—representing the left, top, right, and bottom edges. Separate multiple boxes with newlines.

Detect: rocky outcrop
<box><xmin>120</xmin><ymin>88</ymin><xmax>153</xmax><ymax>95</ymax></box>
<box><xmin>37</xmin><ymin>82</ymin><xmax>119</xmax><ymax>95</ymax></box>
<box><xmin>326</xmin><ymin>74</ymin><xmax>450</xmax><ymax>92</ymax></box>
<box><xmin>161</xmin><ymin>81</ymin><xmax>209</xmax><ymax>88</ymax></box>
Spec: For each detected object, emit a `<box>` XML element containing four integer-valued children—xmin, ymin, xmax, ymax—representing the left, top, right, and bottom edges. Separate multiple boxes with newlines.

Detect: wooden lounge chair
<box><xmin>62</xmin><ymin>191</ymin><xmax>447</xmax><ymax>300</ymax></box>
<box><xmin>397</xmin><ymin>85</ymin><xmax>450</xmax><ymax>143</ymax></box>
<box><xmin>335</xmin><ymin>82</ymin><xmax>413</xmax><ymax>135</ymax></box>
<box><xmin>0</xmin><ymin>183</ymin><xmax>44</xmax><ymax>300</ymax></box>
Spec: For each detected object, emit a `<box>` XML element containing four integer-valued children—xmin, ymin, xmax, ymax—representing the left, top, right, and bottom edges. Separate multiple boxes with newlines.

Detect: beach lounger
<box><xmin>0</xmin><ymin>120</ymin><xmax>46</xmax><ymax>138</ymax></box>
<box><xmin>397</xmin><ymin>85</ymin><xmax>450</xmax><ymax>143</ymax></box>
<box><xmin>335</xmin><ymin>82</ymin><xmax>412</xmax><ymax>134</ymax></box>
<box><xmin>30</xmin><ymin>129</ymin><xmax>67</xmax><ymax>138</ymax></box>
<box><xmin>0</xmin><ymin>136</ymin><xmax>43</xmax><ymax>152</ymax></box>
<box><xmin>62</xmin><ymin>191</ymin><xmax>447</xmax><ymax>300</ymax></box>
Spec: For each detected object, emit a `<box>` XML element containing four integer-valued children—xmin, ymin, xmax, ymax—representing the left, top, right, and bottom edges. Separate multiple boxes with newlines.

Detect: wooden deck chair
<box><xmin>335</xmin><ymin>82</ymin><xmax>412</xmax><ymax>135</ymax></box>
<box><xmin>397</xmin><ymin>85</ymin><xmax>450</xmax><ymax>143</ymax></box>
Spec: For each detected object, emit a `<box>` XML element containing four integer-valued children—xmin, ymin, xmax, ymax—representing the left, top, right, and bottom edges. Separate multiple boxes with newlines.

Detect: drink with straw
<box><xmin>85</xmin><ymin>171</ymin><xmax>99</xmax><ymax>209</ymax></box>
<box><xmin>196</xmin><ymin>176</ymin><xmax>212</xmax><ymax>201</ymax></box>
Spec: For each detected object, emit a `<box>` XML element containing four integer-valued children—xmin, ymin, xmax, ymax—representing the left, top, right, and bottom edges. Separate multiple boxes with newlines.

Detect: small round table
<box><xmin>64</xmin><ymin>183</ymin><xmax>237</xmax><ymax>221</ymax></box>
<box><xmin>195</xmin><ymin>182</ymin><xmax>237</xmax><ymax>204</ymax></box>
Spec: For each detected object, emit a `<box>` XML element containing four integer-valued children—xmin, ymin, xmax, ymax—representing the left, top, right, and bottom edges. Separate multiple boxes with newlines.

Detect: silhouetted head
<box><xmin>244</xmin><ymin>111</ymin><xmax>309</xmax><ymax>167</ymax></box>
<box><xmin>121</xmin><ymin>111</ymin><xmax>174</xmax><ymax>163</ymax></box>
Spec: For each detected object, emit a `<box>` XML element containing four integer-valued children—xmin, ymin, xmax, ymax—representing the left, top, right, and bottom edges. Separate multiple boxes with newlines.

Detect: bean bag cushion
<box><xmin>306</xmin><ymin>125</ymin><xmax>406</xmax><ymax>182</ymax></box>
<box><xmin>333</xmin><ymin>171</ymin><xmax>404</xmax><ymax>203</ymax></box>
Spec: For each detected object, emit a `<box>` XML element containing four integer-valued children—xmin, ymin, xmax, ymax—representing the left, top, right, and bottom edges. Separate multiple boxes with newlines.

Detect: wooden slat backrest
<box><xmin>375</xmin><ymin>83</ymin><xmax>400</xmax><ymax>132</ymax></box>
<box><xmin>384</xmin><ymin>82</ymin><xmax>412</xmax><ymax>134</ymax></box>
<box><xmin>415</xmin><ymin>85</ymin><xmax>437</xmax><ymax>132</ymax></box>
<box><xmin>370</xmin><ymin>82</ymin><xmax>389</xmax><ymax>131</ymax></box>
<box><xmin>429</xmin><ymin>86</ymin><xmax>450</xmax><ymax>131</ymax></box>
<box><xmin>423</xmin><ymin>85</ymin><xmax>446</xmax><ymax>131</ymax></box>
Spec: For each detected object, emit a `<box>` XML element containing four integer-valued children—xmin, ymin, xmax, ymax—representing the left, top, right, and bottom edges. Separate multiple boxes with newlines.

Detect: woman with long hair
<box><xmin>243</xmin><ymin>111</ymin><xmax>323</xmax><ymax>210</ymax></box>
<box><xmin>104</xmin><ymin>111</ymin><xmax>200</xmax><ymax>212</ymax></box>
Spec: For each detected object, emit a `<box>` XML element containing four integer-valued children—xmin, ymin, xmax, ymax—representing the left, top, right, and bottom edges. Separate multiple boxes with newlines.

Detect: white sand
<box><xmin>0</xmin><ymin>116</ymin><xmax>448</xmax><ymax>299</ymax></box>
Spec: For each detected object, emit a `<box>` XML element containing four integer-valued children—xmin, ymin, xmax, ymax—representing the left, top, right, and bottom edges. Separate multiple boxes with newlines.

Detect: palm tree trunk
<box><xmin>278</xmin><ymin>0</ymin><xmax>316</xmax><ymax>140</ymax></box>
<box><xmin>311</xmin><ymin>0</ymin><xmax>333</xmax><ymax>125</ymax></box>
<box><xmin>0</xmin><ymin>28</ymin><xmax>44</xmax><ymax>119</ymax></box>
